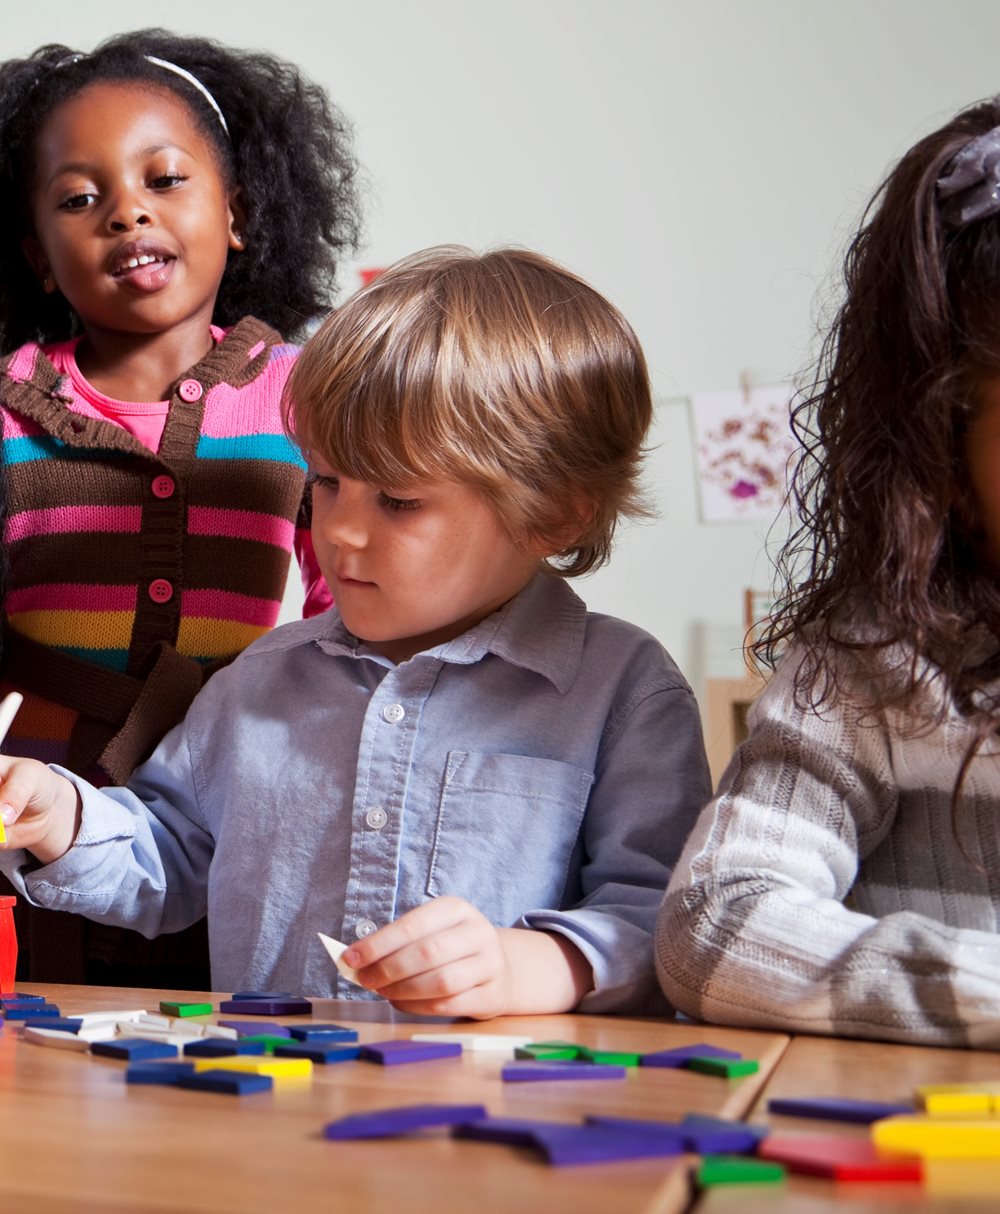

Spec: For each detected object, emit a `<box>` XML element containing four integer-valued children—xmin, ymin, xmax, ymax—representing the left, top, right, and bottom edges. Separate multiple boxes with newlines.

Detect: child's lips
<box><xmin>108</xmin><ymin>242</ymin><xmax>177</xmax><ymax>292</ymax></box>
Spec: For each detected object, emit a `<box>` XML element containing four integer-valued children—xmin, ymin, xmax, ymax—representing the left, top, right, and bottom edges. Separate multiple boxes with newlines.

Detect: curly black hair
<box><xmin>0</xmin><ymin>27</ymin><xmax>362</xmax><ymax>348</ymax></box>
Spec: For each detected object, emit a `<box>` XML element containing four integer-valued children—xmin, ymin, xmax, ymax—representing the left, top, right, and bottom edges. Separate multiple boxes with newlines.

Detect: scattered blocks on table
<box><xmin>273</xmin><ymin>1042</ymin><xmax>360</xmax><ymax>1064</ymax></box>
<box><xmin>217</xmin><ymin>997</ymin><xmax>312</xmax><ymax>1016</ymax></box>
<box><xmin>767</xmin><ymin>1095</ymin><xmax>914</xmax><ymax>1124</ymax></box>
<box><xmin>759</xmin><ymin>1134</ymin><xmax>923</xmax><ymax>1181</ymax></box>
<box><xmin>178</xmin><ymin>1068</ymin><xmax>274</xmax><ymax>1095</ymax></box>
<box><xmin>288</xmin><ymin>1023</ymin><xmax>359</xmax><ymax>1043</ymax></box>
<box><xmin>872</xmin><ymin>1115</ymin><xmax>1000</xmax><ymax>1158</ymax></box>
<box><xmin>325</xmin><ymin>1103</ymin><xmax>489</xmax><ymax>1140</ymax></box>
<box><xmin>685</xmin><ymin>1056</ymin><xmax>760</xmax><ymax>1079</ymax></box>
<box><xmin>159</xmin><ymin>1001</ymin><xmax>213</xmax><ymax>1018</ymax></box>
<box><xmin>91</xmin><ymin>1039</ymin><xmax>180</xmax><ymax>1062</ymax></box>
<box><xmin>639</xmin><ymin>1043</ymin><xmax>743</xmax><ymax>1069</ymax></box>
<box><xmin>501</xmin><ymin>1060</ymin><xmax>626</xmax><ymax>1082</ymax></box>
<box><xmin>359</xmin><ymin>1039</ymin><xmax>462</xmax><ymax>1066</ymax></box>
<box><xmin>697</xmin><ymin>1155</ymin><xmax>786</xmax><ymax>1186</ymax></box>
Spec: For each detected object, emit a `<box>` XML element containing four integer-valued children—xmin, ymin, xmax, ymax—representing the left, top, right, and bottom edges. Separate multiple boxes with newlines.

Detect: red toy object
<box><xmin>758</xmin><ymin>1134</ymin><xmax>923</xmax><ymax>1182</ymax></box>
<box><xmin>0</xmin><ymin>896</ymin><xmax>16</xmax><ymax>993</ymax></box>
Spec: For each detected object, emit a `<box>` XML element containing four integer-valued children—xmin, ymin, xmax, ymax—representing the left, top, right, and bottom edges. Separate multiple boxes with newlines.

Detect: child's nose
<box><xmin>320</xmin><ymin>497</ymin><xmax>368</xmax><ymax>550</ymax></box>
<box><xmin>105</xmin><ymin>191</ymin><xmax>154</xmax><ymax>234</ymax></box>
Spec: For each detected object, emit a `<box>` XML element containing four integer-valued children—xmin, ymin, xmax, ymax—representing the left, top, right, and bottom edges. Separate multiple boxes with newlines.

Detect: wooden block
<box><xmin>697</xmin><ymin>1156</ymin><xmax>786</xmax><ymax>1186</ymax></box>
<box><xmin>159</xmin><ymin>1001</ymin><xmax>213</xmax><ymax>1018</ymax></box>
<box><xmin>760</xmin><ymin>1134</ymin><xmax>922</xmax><ymax>1181</ymax></box>
<box><xmin>23</xmin><ymin>1025</ymin><xmax>91</xmax><ymax>1051</ymax></box>
<box><xmin>178</xmin><ymin>1069</ymin><xmax>274</xmax><ymax>1095</ymax></box>
<box><xmin>188</xmin><ymin>1055</ymin><xmax>313</xmax><ymax>1081</ymax></box>
<box><xmin>873</xmin><ymin>1115</ymin><xmax>1000</xmax><ymax>1158</ymax></box>
<box><xmin>686</xmin><ymin>1056</ymin><xmax>759</xmax><ymax>1078</ymax></box>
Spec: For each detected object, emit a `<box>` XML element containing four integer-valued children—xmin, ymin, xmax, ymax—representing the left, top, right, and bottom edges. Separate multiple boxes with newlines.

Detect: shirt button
<box><xmin>382</xmin><ymin>703</ymin><xmax>405</xmax><ymax>723</ymax></box>
<box><xmin>365</xmin><ymin>807</ymin><xmax>388</xmax><ymax>830</ymax></box>
<box><xmin>148</xmin><ymin>578</ymin><xmax>173</xmax><ymax>604</ymax></box>
<box><xmin>355</xmin><ymin>919</ymin><xmax>377</xmax><ymax>939</ymax></box>
<box><xmin>178</xmin><ymin>378</ymin><xmax>203</xmax><ymax>402</ymax></box>
<box><xmin>151</xmin><ymin>475</ymin><xmax>175</xmax><ymax>500</ymax></box>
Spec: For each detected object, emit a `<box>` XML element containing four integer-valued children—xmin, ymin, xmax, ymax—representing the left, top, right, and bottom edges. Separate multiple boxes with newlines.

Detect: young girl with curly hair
<box><xmin>658</xmin><ymin>93</ymin><xmax>1000</xmax><ymax>1049</ymax></box>
<box><xmin>0</xmin><ymin>28</ymin><xmax>360</xmax><ymax>985</ymax></box>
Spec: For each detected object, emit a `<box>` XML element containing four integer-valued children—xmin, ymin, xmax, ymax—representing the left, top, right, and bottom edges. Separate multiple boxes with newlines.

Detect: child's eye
<box><xmin>379</xmin><ymin>492</ymin><xmax>421</xmax><ymax>512</ymax></box>
<box><xmin>58</xmin><ymin>192</ymin><xmax>97</xmax><ymax>211</ymax></box>
<box><xmin>306</xmin><ymin>469</ymin><xmax>339</xmax><ymax>491</ymax></box>
<box><xmin>149</xmin><ymin>174</ymin><xmax>186</xmax><ymax>190</ymax></box>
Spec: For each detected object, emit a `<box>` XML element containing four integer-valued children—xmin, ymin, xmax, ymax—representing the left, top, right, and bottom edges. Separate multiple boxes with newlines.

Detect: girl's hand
<box><xmin>342</xmin><ymin>896</ymin><xmax>515</xmax><ymax>1019</ymax></box>
<box><xmin>0</xmin><ymin>757</ymin><xmax>82</xmax><ymax>864</ymax></box>
<box><xmin>342</xmin><ymin>895</ymin><xmax>594</xmax><ymax>1019</ymax></box>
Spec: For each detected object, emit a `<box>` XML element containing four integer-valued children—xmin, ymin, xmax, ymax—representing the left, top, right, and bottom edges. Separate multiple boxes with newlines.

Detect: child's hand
<box><xmin>0</xmin><ymin>757</ymin><xmax>82</xmax><ymax>864</ymax></box>
<box><xmin>342</xmin><ymin>896</ymin><xmax>515</xmax><ymax>1019</ymax></box>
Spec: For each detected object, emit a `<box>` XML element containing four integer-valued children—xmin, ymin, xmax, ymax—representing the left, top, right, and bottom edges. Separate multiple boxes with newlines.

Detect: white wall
<box><xmin>8</xmin><ymin>0</ymin><xmax>1000</xmax><ymax>701</ymax></box>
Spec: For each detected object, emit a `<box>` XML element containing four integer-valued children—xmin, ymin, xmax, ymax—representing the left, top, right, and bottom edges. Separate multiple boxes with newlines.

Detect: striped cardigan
<box><xmin>657</xmin><ymin>640</ymin><xmax>1000</xmax><ymax>1049</ymax></box>
<box><xmin>0</xmin><ymin>316</ymin><xmax>327</xmax><ymax>783</ymax></box>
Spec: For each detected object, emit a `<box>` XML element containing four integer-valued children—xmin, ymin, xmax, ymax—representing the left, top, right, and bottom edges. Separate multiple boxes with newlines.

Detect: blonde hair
<box><xmin>284</xmin><ymin>245</ymin><xmax>653</xmax><ymax>575</ymax></box>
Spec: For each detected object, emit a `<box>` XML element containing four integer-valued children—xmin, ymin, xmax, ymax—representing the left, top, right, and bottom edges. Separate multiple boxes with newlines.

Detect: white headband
<box><xmin>145</xmin><ymin>56</ymin><xmax>230</xmax><ymax>138</ymax></box>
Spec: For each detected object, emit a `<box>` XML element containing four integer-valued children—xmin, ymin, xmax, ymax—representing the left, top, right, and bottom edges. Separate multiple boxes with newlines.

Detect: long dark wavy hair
<box><xmin>758</xmin><ymin>94</ymin><xmax>1000</xmax><ymax>753</ymax></box>
<box><xmin>0</xmin><ymin>28</ymin><xmax>362</xmax><ymax>348</ymax></box>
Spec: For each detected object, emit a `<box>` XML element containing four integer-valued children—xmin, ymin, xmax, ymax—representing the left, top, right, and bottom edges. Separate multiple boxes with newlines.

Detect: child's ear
<box><xmin>227</xmin><ymin>188</ymin><xmax>247</xmax><ymax>252</ymax></box>
<box><xmin>21</xmin><ymin>235</ymin><xmax>57</xmax><ymax>293</ymax></box>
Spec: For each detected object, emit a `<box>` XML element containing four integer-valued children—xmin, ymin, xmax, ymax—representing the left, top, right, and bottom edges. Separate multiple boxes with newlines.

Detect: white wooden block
<box><xmin>317</xmin><ymin>931</ymin><xmax>362</xmax><ymax>986</ymax></box>
<box><xmin>23</xmin><ymin>1026</ymin><xmax>91</xmax><ymax>1051</ymax></box>
<box><xmin>72</xmin><ymin>1008</ymin><xmax>146</xmax><ymax>1026</ymax></box>
<box><xmin>410</xmin><ymin>1033</ymin><xmax>534</xmax><ymax>1052</ymax></box>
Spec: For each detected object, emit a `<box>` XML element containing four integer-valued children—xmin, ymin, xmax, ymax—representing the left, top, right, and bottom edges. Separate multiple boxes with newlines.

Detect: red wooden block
<box><xmin>759</xmin><ymin>1134</ymin><xmax>923</xmax><ymax>1182</ymax></box>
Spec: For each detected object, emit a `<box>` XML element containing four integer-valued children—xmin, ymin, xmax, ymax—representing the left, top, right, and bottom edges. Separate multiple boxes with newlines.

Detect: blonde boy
<box><xmin>0</xmin><ymin>247</ymin><xmax>710</xmax><ymax>1016</ymax></box>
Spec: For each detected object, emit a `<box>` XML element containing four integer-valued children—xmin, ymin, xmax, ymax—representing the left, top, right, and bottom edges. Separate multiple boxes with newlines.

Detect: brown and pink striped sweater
<box><xmin>0</xmin><ymin>315</ymin><xmax>331</xmax><ymax>784</ymax></box>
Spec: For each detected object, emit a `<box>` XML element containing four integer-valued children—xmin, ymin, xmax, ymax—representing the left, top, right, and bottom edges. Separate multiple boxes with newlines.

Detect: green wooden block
<box><xmin>578</xmin><ymin>1047</ymin><xmax>643</xmax><ymax>1067</ymax></box>
<box><xmin>159</xmin><ymin>1001</ymin><xmax>213</xmax><ymax>1018</ymax></box>
<box><xmin>697</xmin><ymin>1156</ymin><xmax>785</xmax><ymax>1186</ymax></box>
<box><xmin>241</xmin><ymin>1034</ymin><xmax>297</xmax><ymax>1054</ymax></box>
<box><xmin>514</xmin><ymin>1040</ymin><xmax>582</xmax><ymax>1061</ymax></box>
<box><xmin>685</xmin><ymin>1056</ymin><xmax>760</xmax><ymax>1078</ymax></box>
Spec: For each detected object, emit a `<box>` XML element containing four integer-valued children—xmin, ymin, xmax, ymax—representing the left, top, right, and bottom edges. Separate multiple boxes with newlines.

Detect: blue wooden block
<box><xmin>583</xmin><ymin>1115</ymin><xmax>687</xmax><ymax>1148</ymax></box>
<box><xmin>501</xmin><ymin>1060</ymin><xmax>626</xmax><ymax>1082</ymax></box>
<box><xmin>230</xmin><ymin>991</ymin><xmax>296</xmax><ymax>1001</ymax></box>
<box><xmin>359</xmin><ymin>1039</ymin><xmax>462</xmax><ymax>1066</ymax></box>
<box><xmin>274</xmin><ymin>1042</ymin><xmax>360</xmax><ymax>1064</ymax></box>
<box><xmin>217</xmin><ymin>1020</ymin><xmax>292</xmax><ymax>1038</ymax></box>
<box><xmin>183</xmin><ymin>1039</ymin><xmax>267</xmax><ymax>1058</ymax></box>
<box><xmin>217</xmin><ymin>998</ymin><xmax>312</xmax><ymax>1016</ymax></box>
<box><xmin>20</xmin><ymin>1017</ymin><xmax>82</xmax><ymax>1033</ymax></box>
<box><xmin>0</xmin><ymin>992</ymin><xmax>44</xmax><ymax>1004</ymax></box>
<box><xmin>454</xmin><ymin>1118</ymin><xmax>686</xmax><ymax>1165</ymax></box>
<box><xmin>178</xmin><ymin>1069</ymin><xmax>273</xmax><ymax>1095</ymax></box>
<box><xmin>680</xmin><ymin>1114</ymin><xmax>771</xmax><ymax>1145</ymax></box>
<box><xmin>126</xmin><ymin>1062</ymin><xmax>197</xmax><ymax>1086</ymax></box>
<box><xmin>586</xmin><ymin>1112</ymin><xmax>760</xmax><ymax>1154</ymax></box>
<box><xmin>639</xmin><ymin>1043</ymin><xmax>743</xmax><ymax>1068</ymax></box>
<box><xmin>92</xmin><ymin>1039</ymin><xmax>179</xmax><ymax>1061</ymax></box>
<box><xmin>288</xmin><ymin>1023</ymin><xmax>358</xmax><ymax>1043</ymax></box>
<box><xmin>326</xmin><ymin>1103</ymin><xmax>488</xmax><ymax>1140</ymax></box>
<box><xmin>766</xmin><ymin>1095</ymin><xmax>914</xmax><ymax>1124</ymax></box>
<box><xmin>4</xmin><ymin>1004</ymin><xmax>61</xmax><ymax>1020</ymax></box>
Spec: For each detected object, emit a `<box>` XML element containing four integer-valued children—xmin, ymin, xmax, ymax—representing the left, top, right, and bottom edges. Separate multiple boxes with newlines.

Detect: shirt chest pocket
<box><xmin>426</xmin><ymin>750</ymin><xmax>594</xmax><ymax>926</ymax></box>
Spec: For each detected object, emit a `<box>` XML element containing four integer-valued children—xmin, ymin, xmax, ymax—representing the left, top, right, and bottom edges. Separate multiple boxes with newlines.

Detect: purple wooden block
<box><xmin>217</xmin><ymin>998</ymin><xmax>312</xmax><ymax>1016</ymax></box>
<box><xmin>454</xmin><ymin>1118</ymin><xmax>685</xmax><ymax>1165</ymax></box>
<box><xmin>501</xmin><ymin>1061</ymin><xmax>625</xmax><ymax>1082</ymax></box>
<box><xmin>126</xmin><ymin>1062</ymin><xmax>197</xmax><ymax>1086</ymax></box>
<box><xmin>639</xmin><ymin>1043</ymin><xmax>743</xmax><ymax>1068</ymax></box>
<box><xmin>92</xmin><ymin>1039</ymin><xmax>179</xmax><ymax>1061</ymax></box>
<box><xmin>453</xmin><ymin>1118</ymin><xmax>564</xmax><ymax>1146</ymax></box>
<box><xmin>680</xmin><ymin>1113</ymin><xmax>770</xmax><ymax>1145</ymax></box>
<box><xmin>288</xmin><ymin>1023</ymin><xmax>358</xmax><ymax>1042</ymax></box>
<box><xmin>766</xmin><ymin>1095</ymin><xmax>914</xmax><ymax>1124</ymax></box>
<box><xmin>178</xmin><ymin>1069</ymin><xmax>273</xmax><ymax>1095</ymax></box>
<box><xmin>583</xmin><ymin>1115</ymin><xmax>687</xmax><ymax>1149</ymax></box>
<box><xmin>230</xmin><ymin>991</ymin><xmax>296</xmax><ymax>1001</ymax></box>
<box><xmin>217</xmin><ymin>1020</ymin><xmax>292</xmax><ymax>1038</ymax></box>
<box><xmin>326</xmin><ymin>1103</ymin><xmax>488</xmax><ymax>1140</ymax></box>
<box><xmin>359</xmin><ymin>1039</ymin><xmax>462</xmax><ymax>1065</ymax></box>
<box><xmin>274</xmin><ymin>1042</ymin><xmax>360</xmax><ymax>1064</ymax></box>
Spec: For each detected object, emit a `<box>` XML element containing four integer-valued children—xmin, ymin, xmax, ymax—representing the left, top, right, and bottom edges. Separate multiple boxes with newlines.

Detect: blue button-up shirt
<box><xmin>4</xmin><ymin>573</ymin><xmax>710</xmax><ymax>1012</ymax></box>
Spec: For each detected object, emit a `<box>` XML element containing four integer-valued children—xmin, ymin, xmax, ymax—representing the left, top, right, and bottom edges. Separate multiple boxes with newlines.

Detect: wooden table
<box><xmin>0</xmin><ymin>984</ymin><xmax>789</xmax><ymax>1214</ymax></box>
<box><xmin>695</xmin><ymin>1033</ymin><xmax>1000</xmax><ymax>1212</ymax></box>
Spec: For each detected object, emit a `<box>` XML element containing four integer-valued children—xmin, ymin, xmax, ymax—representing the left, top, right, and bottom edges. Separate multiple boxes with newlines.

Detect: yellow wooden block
<box><xmin>923</xmin><ymin>1092</ymin><xmax>994</xmax><ymax>1116</ymax></box>
<box><xmin>874</xmin><ymin>1115</ymin><xmax>1000</xmax><ymax>1158</ymax></box>
<box><xmin>190</xmin><ymin>1056</ymin><xmax>313</xmax><ymax>1081</ymax></box>
<box><xmin>917</xmin><ymin>1082</ymin><xmax>1000</xmax><ymax>1099</ymax></box>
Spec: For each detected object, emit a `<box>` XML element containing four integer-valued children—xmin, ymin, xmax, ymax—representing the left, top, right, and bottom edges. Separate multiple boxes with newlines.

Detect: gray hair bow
<box><xmin>937</xmin><ymin>127</ymin><xmax>1000</xmax><ymax>228</ymax></box>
